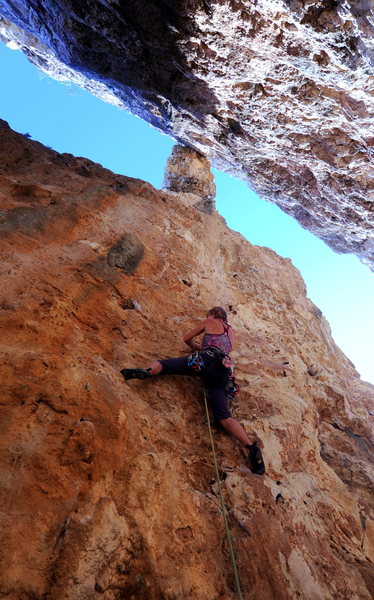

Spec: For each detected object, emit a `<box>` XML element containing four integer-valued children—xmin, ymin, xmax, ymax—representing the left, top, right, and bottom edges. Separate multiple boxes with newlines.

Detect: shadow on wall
<box><xmin>0</xmin><ymin>0</ymin><xmax>219</xmax><ymax>129</ymax></box>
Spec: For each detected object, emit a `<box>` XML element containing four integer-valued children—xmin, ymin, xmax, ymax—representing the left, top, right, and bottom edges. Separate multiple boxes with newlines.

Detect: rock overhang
<box><xmin>0</xmin><ymin>0</ymin><xmax>373</xmax><ymax>268</ymax></box>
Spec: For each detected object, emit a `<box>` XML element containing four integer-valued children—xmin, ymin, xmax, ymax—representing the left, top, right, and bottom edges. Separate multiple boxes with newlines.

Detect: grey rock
<box><xmin>162</xmin><ymin>145</ymin><xmax>216</xmax><ymax>214</ymax></box>
<box><xmin>107</xmin><ymin>233</ymin><xmax>144</xmax><ymax>273</ymax></box>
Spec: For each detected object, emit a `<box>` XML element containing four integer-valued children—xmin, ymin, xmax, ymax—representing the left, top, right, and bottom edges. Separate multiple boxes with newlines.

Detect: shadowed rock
<box><xmin>0</xmin><ymin>1</ymin><xmax>373</xmax><ymax>268</ymax></box>
<box><xmin>107</xmin><ymin>233</ymin><xmax>145</xmax><ymax>273</ymax></box>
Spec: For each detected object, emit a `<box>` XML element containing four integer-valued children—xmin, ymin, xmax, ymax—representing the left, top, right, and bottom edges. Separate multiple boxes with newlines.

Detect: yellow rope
<box><xmin>202</xmin><ymin>386</ymin><xmax>243</xmax><ymax>600</ymax></box>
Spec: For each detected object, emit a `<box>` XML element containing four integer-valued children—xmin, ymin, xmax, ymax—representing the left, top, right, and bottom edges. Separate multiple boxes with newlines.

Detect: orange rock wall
<box><xmin>0</xmin><ymin>120</ymin><xmax>373</xmax><ymax>599</ymax></box>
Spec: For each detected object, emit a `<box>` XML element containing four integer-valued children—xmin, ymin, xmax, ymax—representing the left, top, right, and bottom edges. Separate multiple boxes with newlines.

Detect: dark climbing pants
<box><xmin>159</xmin><ymin>352</ymin><xmax>232</xmax><ymax>425</ymax></box>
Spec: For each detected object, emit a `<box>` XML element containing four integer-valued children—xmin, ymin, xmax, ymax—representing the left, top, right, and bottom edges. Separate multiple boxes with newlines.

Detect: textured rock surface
<box><xmin>162</xmin><ymin>145</ymin><xmax>216</xmax><ymax>214</ymax></box>
<box><xmin>0</xmin><ymin>0</ymin><xmax>373</xmax><ymax>268</ymax></box>
<box><xmin>0</xmin><ymin>120</ymin><xmax>373</xmax><ymax>599</ymax></box>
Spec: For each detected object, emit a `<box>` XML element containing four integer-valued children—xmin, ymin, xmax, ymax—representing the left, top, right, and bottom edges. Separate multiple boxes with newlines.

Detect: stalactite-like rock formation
<box><xmin>0</xmin><ymin>120</ymin><xmax>373</xmax><ymax>599</ymax></box>
<box><xmin>0</xmin><ymin>1</ymin><xmax>373</xmax><ymax>269</ymax></box>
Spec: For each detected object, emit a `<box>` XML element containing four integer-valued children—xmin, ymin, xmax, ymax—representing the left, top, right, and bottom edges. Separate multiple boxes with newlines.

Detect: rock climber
<box><xmin>121</xmin><ymin>306</ymin><xmax>265</xmax><ymax>475</ymax></box>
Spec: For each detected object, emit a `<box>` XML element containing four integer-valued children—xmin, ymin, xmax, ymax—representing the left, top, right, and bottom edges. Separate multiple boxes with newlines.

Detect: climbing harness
<box><xmin>189</xmin><ymin>349</ymin><xmax>240</xmax><ymax>400</ymax></box>
<box><xmin>187</xmin><ymin>347</ymin><xmax>227</xmax><ymax>372</ymax></box>
<box><xmin>202</xmin><ymin>385</ymin><xmax>243</xmax><ymax>600</ymax></box>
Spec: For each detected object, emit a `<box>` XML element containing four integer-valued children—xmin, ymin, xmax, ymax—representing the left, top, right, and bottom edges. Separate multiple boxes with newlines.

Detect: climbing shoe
<box><xmin>247</xmin><ymin>442</ymin><xmax>265</xmax><ymax>475</ymax></box>
<box><xmin>120</xmin><ymin>368</ymin><xmax>151</xmax><ymax>381</ymax></box>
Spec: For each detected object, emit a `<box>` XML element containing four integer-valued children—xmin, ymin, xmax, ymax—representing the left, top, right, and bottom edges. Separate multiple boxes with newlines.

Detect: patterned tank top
<box><xmin>202</xmin><ymin>321</ymin><xmax>233</xmax><ymax>354</ymax></box>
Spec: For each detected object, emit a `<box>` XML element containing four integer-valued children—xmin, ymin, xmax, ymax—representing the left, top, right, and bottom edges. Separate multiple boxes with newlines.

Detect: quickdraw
<box><xmin>187</xmin><ymin>351</ymin><xmax>205</xmax><ymax>371</ymax></box>
<box><xmin>226</xmin><ymin>374</ymin><xmax>240</xmax><ymax>400</ymax></box>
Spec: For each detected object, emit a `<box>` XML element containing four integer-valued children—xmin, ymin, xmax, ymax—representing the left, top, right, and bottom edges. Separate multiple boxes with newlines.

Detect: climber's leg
<box><xmin>204</xmin><ymin>375</ymin><xmax>265</xmax><ymax>474</ymax></box>
<box><xmin>156</xmin><ymin>356</ymin><xmax>194</xmax><ymax>376</ymax></box>
<box><xmin>121</xmin><ymin>356</ymin><xmax>194</xmax><ymax>381</ymax></box>
<box><xmin>219</xmin><ymin>417</ymin><xmax>252</xmax><ymax>445</ymax></box>
<box><xmin>220</xmin><ymin>417</ymin><xmax>265</xmax><ymax>474</ymax></box>
<box><xmin>146</xmin><ymin>360</ymin><xmax>163</xmax><ymax>375</ymax></box>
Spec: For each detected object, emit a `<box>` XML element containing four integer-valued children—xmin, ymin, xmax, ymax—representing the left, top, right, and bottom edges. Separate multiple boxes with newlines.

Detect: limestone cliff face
<box><xmin>0</xmin><ymin>119</ymin><xmax>373</xmax><ymax>600</ymax></box>
<box><xmin>0</xmin><ymin>1</ymin><xmax>373</xmax><ymax>269</ymax></box>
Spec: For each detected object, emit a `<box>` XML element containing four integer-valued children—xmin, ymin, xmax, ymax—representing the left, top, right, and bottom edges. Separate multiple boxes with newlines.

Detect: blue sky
<box><xmin>1</xmin><ymin>41</ymin><xmax>373</xmax><ymax>384</ymax></box>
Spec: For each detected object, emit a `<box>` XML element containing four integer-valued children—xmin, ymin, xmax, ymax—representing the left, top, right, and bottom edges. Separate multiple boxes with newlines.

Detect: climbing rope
<box><xmin>202</xmin><ymin>386</ymin><xmax>243</xmax><ymax>600</ymax></box>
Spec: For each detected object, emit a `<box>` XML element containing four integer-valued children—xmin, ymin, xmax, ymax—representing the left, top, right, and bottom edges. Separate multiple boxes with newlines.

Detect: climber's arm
<box><xmin>228</xmin><ymin>325</ymin><xmax>235</xmax><ymax>350</ymax></box>
<box><xmin>183</xmin><ymin>319</ymin><xmax>207</xmax><ymax>350</ymax></box>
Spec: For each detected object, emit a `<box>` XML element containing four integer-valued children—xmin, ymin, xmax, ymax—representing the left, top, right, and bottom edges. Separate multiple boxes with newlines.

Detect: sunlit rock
<box><xmin>0</xmin><ymin>119</ymin><xmax>373</xmax><ymax>599</ymax></box>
